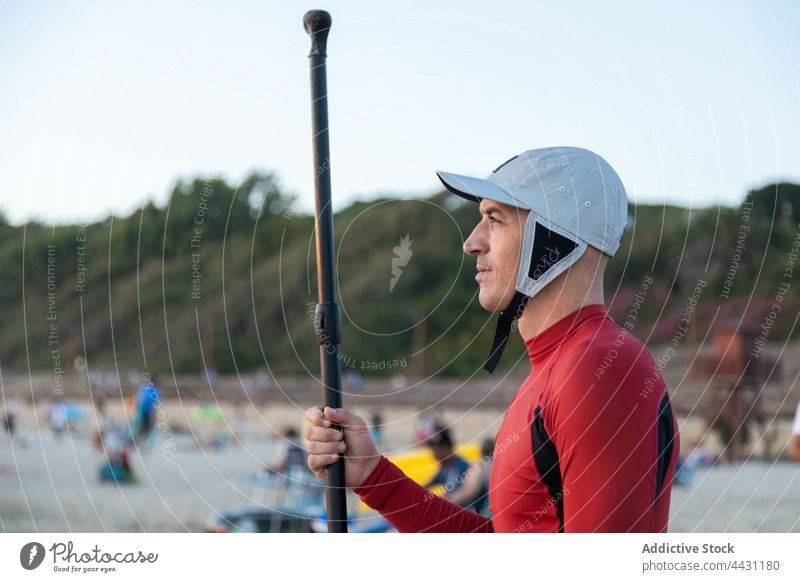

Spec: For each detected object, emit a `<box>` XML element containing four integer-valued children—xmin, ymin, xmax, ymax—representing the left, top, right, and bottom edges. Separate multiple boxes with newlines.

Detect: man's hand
<box><xmin>305</xmin><ymin>406</ymin><xmax>381</xmax><ymax>487</ymax></box>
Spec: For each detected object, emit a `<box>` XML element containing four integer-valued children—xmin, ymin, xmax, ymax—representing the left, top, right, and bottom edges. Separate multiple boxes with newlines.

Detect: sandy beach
<box><xmin>1</xmin><ymin>398</ymin><xmax>799</xmax><ymax>533</ymax></box>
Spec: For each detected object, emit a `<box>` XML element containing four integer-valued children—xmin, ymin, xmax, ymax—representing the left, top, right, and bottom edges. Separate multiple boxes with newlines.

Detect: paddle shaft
<box><xmin>304</xmin><ymin>9</ymin><xmax>348</xmax><ymax>533</ymax></box>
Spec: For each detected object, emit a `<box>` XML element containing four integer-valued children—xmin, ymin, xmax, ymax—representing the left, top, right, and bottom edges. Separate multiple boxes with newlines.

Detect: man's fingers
<box><xmin>308</xmin><ymin>439</ymin><xmax>347</xmax><ymax>456</ymax></box>
<box><xmin>323</xmin><ymin>406</ymin><xmax>364</xmax><ymax>428</ymax></box>
<box><xmin>308</xmin><ymin>453</ymin><xmax>339</xmax><ymax>473</ymax></box>
<box><xmin>305</xmin><ymin>406</ymin><xmax>331</xmax><ymax>428</ymax></box>
<box><xmin>306</xmin><ymin>424</ymin><xmax>343</xmax><ymax>443</ymax></box>
<box><xmin>306</xmin><ymin>409</ymin><xmax>347</xmax><ymax>477</ymax></box>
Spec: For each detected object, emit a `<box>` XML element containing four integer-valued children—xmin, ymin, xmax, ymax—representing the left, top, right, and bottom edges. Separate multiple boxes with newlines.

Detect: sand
<box><xmin>1</xmin><ymin>402</ymin><xmax>799</xmax><ymax>533</ymax></box>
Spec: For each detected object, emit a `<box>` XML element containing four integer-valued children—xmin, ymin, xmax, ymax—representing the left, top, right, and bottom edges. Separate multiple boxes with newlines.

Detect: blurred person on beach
<box><xmin>424</xmin><ymin>426</ymin><xmax>470</xmax><ymax>494</ymax></box>
<box><xmin>258</xmin><ymin>426</ymin><xmax>310</xmax><ymax>482</ymax></box>
<box><xmin>3</xmin><ymin>401</ymin><xmax>19</xmax><ymax>441</ymax></box>
<box><xmin>259</xmin><ymin>426</ymin><xmax>321</xmax><ymax>512</ymax></box>
<box><xmin>305</xmin><ymin>147</ymin><xmax>680</xmax><ymax>532</ymax></box>
<box><xmin>446</xmin><ymin>437</ymin><xmax>495</xmax><ymax>516</ymax></box>
<box><xmin>369</xmin><ymin>412</ymin><xmax>384</xmax><ymax>451</ymax></box>
<box><xmin>414</xmin><ymin>412</ymin><xmax>439</xmax><ymax>444</ymax></box>
<box><xmin>231</xmin><ymin>405</ymin><xmax>248</xmax><ymax>443</ymax></box>
<box><xmin>91</xmin><ymin>397</ymin><xmax>112</xmax><ymax>452</ymax></box>
<box><xmin>98</xmin><ymin>424</ymin><xmax>136</xmax><ymax>484</ymax></box>
<box><xmin>135</xmin><ymin>375</ymin><xmax>161</xmax><ymax>443</ymax></box>
<box><xmin>281</xmin><ymin>426</ymin><xmax>308</xmax><ymax>479</ymax></box>
<box><xmin>344</xmin><ymin>370</ymin><xmax>363</xmax><ymax>394</ymax></box>
<box><xmin>48</xmin><ymin>398</ymin><xmax>67</xmax><ymax>440</ymax></box>
<box><xmin>279</xmin><ymin>426</ymin><xmax>308</xmax><ymax>479</ymax></box>
<box><xmin>673</xmin><ymin>439</ymin><xmax>717</xmax><ymax>486</ymax></box>
<box><xmin>789</xmin><ymin>401</ymin><xmax>800</xmax><ymax>462</ymax></box>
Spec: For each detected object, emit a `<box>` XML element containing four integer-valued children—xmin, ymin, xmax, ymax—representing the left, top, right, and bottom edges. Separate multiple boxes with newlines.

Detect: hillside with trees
<box><xmin>1</xmin><ymin>175</ymin><xmax>798</xmax><ymax>377</ymax></box>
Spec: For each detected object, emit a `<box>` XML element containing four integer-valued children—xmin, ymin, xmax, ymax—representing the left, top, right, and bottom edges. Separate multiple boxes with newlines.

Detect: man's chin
<box><xmin>478</xmin><ymin>291</ymin><xmax>511</xmax><ymax>313</ymax></box>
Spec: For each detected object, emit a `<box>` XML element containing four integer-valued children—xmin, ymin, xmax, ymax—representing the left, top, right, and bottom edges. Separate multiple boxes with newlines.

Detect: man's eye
<box><xmin>488</xmin><ymin>216</ymin><xmax>501</xmax><ymax>224</ymax></box>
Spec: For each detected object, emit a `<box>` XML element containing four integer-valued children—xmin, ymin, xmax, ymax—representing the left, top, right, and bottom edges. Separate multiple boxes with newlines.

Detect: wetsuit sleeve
<box><xmin>353</xmin><ymin>456</ymin><xmax>493</xmax><ymax>533</ymax></box>
<box><xmin>548</xmin><ymin>343</ymin><xmax>674</xmax><ymax>532</ymax></box>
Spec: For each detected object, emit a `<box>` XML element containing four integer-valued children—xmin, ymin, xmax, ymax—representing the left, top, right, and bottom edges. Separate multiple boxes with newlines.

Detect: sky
<box><xmin>0</xmin><ymin>0</ymin><xmax>798</xmax><ymax>224</ymax></box>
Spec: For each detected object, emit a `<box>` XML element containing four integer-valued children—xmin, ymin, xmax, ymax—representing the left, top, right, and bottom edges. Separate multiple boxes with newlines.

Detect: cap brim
<box><xmin>436</xmin><ymin>170</ymin><xmax>529</xmax><ymax>209</ymax></box>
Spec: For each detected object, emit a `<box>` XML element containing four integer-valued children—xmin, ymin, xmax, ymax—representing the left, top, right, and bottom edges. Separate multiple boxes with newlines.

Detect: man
<box><xmin>306</xmin><ymin>146</ymin><xmax>680</xmax><ymax>532</ymax></box>
<box><xmin>424</xmin><ymin>426</ymin><xmax>470</xmax><ymax>493</ymax></box>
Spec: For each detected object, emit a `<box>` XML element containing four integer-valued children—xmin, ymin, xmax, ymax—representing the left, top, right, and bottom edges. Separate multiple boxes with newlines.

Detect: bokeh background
<box><xmin>1</xmin><ymin>0</ymin><xmax>799</xmax><ymax>533</ymax></box>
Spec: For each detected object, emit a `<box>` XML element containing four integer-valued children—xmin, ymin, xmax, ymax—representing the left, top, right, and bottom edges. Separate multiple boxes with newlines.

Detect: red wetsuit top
<box><xmin>353</xmin><ymin>304</ymin><xmax>680</xmax><ymax>532</ymax></box>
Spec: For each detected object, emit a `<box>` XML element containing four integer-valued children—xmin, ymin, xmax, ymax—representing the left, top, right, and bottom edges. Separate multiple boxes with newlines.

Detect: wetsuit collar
<box><xmin>524</xmin><ymin>303</ymin><xmax>608</xmax><ymax>364</ymax></box>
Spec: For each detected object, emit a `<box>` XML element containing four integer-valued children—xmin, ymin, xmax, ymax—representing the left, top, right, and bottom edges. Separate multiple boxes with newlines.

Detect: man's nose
<box><xmin>463</xmin><ymin>222</ymin><xmax>488</xmax><ymax>256</ymax></box>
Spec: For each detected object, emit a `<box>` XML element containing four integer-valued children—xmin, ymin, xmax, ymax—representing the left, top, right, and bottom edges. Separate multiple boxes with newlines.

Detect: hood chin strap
<box><xmin>484</xmin><ymin>291</ymin><xmax>530</xmax><ymax>373</ymax></box>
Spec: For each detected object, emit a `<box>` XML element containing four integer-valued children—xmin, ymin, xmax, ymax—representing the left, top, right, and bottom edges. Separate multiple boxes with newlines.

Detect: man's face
<box><xmin>463</xmin><ymin>199</ymin><xmax>528</xmax><ymax>312</ymax></box>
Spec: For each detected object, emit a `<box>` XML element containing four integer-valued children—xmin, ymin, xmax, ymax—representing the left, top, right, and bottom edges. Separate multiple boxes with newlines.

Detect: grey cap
<box><xmin>436</xmin><ymin>146</ymin><xmax>628</xmax><ymax>256</ymax></box>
